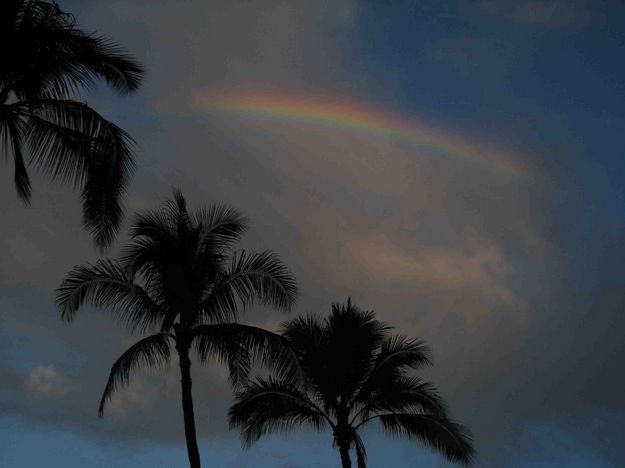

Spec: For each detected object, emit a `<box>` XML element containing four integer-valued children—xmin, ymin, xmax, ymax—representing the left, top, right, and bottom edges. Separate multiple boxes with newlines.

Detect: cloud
<box><xmin>24</xmin><ymin>364</ymin><xmax>69</xmax><ymax>398</ymax></box>
<box><xmin>344</xmin><ymin>232</ymin><xmax>521</xmax><ymax>315</ymax></box>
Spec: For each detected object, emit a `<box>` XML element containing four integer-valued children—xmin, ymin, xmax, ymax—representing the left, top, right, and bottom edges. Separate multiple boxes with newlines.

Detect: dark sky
<box><xmin>1</xmin><ymin>1</ymin><xmax>625</xmax><ymax>466</ymax></box>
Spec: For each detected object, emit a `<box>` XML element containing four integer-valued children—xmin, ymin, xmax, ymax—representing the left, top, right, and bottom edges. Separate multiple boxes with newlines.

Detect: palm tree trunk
<box><xmin>178</xmin><ymin>345</ymin><xmax>201</xmax><ymax>468</ymax></box>
<box><xmin>338</xmin><ymin>444</ymin><xmax>352</xmax><ymax>468</ymax></box>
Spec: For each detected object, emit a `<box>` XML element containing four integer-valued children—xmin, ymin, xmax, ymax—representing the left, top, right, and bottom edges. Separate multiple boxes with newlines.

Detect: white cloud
<box><xmin>24</xmin><ymin>364</ymin><xmax>69</xmax><ymax>398</ymax></box>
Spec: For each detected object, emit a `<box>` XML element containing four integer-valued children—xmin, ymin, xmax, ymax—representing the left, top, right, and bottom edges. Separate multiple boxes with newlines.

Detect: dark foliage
<box><xmin>230</xmin><ymin>299</ymin><xmax>474</xmax><ymax>467</ymax></box>
<box><xmin>1</xmin><ymin>0</ymin><xmax>144</xmax><ymax>248</ymax></box>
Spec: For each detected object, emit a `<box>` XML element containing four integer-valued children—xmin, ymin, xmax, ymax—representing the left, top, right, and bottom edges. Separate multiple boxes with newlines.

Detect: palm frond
<box><xmin>12</xmin><ymin>140</ymin><xmax>31</xmax><ymax>201</ymax></box>
<box><xmin>202</xmin><ymin>250</ymin><xmax>297</xmax><ymax>323</ymax></box>
<box><xmin>99</xmin><ymin>333</ymin><xmax>171</xmax><ymax>417</ymax></box>
<box><xmin>165</xmin><ymin>187</ymin><xmax>192</xmax><ymax>234</ymax></box>
<box><xmin>123</xmin><ymin>211</ymin><xmax>177</xmax><ymax>278</ymax></box>
<box><xmin>355</xmin><ymin>335</ymin><xmax>432</xmax><ymax>405</ymax></box>
<box><xmin>352</xmin><ymin>431</ymin><xmax>367</xmax><ymax>468</ymax></box>
<box><xmin>229</xmin><ymin>377</ymin><xmax>328</xmax><ymax>447</ymax></box>
<box><xmin>378</xmin><ymin>413</ymin><xmax>474</xmax><ymax>465</ymax></box>
<box><xmin>20</xmin><ymin>99</ymin><xmax>135</xmax><ymax>248</ymax></box>
<box><xmin>191</xmin><ymin>323</ymin><xmax>300</xmax><ymax>387</ymax></box>
<box><xmin>193</xmin><ymin>203</ymin><xmax>248</xmax><ymax>254</ymax></box>
<box><xmin>124</xmin><ymin>189</ymin><xmax>195</xmax><ymax>266</ymax></box>
<box><xmin>5</xmin><ymin>0</ymin><xmax>143</xmax><ymax>100</ymax></box>
<box><xmin>281</xmin><ymin>314</ymin><xmax>325</xmax><ymax>347</ymax></box>
<box><xmin>127</xmin><ymin>209</ymin><xmax>176</xmax><ymax>245</ymax></box>
<box><xmin>353</xmin><ymin>377</ymin><xmax>448</xmax><ymax>425</ymax></box>
<box><xmin>80</xmin><ymin>120</ymin><xmax>134</xmax><ymax>249</ymax></box>
<box><xmin>0</xmin><ymin>106</ymin><xmax>31</xmax><ymax>201</ymax></box>
<box><xmin>65</xmin><ymin>32</ymin><xmax>143</xmax><ymax>95</ymax></box>
<box><xmin>23</xmin><ymin>100</ymin><xmax>119</xmax><ymax>182</ymax></box>
<box><xmin>56</xmin><ymin>259</ymin><xmax>165</xmax><ymax>333</ymax></box>
<box><xmin>375</xmin><ymin>335</ymin><xmax>433</xmax><ymax>373</ymax></box>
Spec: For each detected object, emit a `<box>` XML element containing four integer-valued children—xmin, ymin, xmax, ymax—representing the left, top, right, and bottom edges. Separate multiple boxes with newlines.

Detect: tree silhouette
<box><xmin>230</xmin><ymin>299</ymin><xmax>474</xmax><ymax>467</ymax></box>
<box><xmin>1</xmin><ymin>0</ymin><xmax>144</xmax><ymax>248</ymax></box>
<box><xmin>56</xmin><ymin>189</ymin><xmax>298</xmax><ymax>468</ymax></box>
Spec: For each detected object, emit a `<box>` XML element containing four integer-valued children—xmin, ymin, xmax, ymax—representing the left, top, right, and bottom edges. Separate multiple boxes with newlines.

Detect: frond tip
<box><xmin>55</xmin><ymin>259</ymin><xmax>164</xmax><ymax>333</ymax></box>
<box><xmin>379</xmin><ymin>413</ymin><xmax>475</xmax><ymax>465</ymax></box>
<box><xmin>229</xmin><ymin>377</ymin><xmax>328</xmax><ymax>447</ymax></box>
<box><xmin>99</xmin><ymin>333</ymin><xmax>171</xmax><ymax>417</ymax></box>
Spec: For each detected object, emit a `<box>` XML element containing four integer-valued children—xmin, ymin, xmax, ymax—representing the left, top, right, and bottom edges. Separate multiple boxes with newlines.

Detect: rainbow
<box><xmin>191</xmin><ymin>87</ymin><xmax>529</xmax><ymax>177</ymax></box>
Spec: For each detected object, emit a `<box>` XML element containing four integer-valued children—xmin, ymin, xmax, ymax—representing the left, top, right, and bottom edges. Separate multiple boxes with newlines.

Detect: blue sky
<box><xmin>1</xmin><ymin>0</ymin><xmax>624</xmax><ymax>466</ymax></box>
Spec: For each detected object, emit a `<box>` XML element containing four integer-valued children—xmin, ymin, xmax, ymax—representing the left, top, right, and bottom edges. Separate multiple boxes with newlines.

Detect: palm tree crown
<box><xmin>56</xmin><ymin>189</ymin><xmax>298</xmax><ymax>468</ymax></box>
<box><xmin>1</xmin><ymin>0</ymin><xmax>144</xmax><ymax>248</ymax></box>
<box><xmin>229</xmin><ymin>299</ymin><xmax>474</xmax><ymax>468</ymax></box>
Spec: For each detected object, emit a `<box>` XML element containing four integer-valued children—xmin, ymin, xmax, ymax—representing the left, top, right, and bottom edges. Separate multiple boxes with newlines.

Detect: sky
<box><xmin>1</xmin><ymin>0</ymin><xmax>625</xmax><ymax>466</ymax></box>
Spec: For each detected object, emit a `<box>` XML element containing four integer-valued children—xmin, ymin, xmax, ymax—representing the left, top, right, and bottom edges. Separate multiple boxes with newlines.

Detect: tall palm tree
<box><xmin>230</xmin><ymin>299</ymin><xmax>474</xmax><ymax>468</ymax></box>
<box><xmin>56</xmin><ymin>189</ymin><xmax>298</xmax><ymax>468</ymax></box>
<box><xmin>1</xmin><ymin>0</ymin><xmax>144</xmax><ymax>248</ymax></box>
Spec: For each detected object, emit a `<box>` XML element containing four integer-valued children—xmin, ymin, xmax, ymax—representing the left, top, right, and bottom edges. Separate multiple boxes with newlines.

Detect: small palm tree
<box><xmin>1</xmin><ymin>0</ymin><xmax>143</xmax><ymax>248</ymax></box>
<box><xmin>230</xmin><ymin>299</ymin><xmax>474</xmax><ymax>467</ymax></box>
<box><xmin>56</xmin><ymin>189</ymin><xmax>298</xmax><ymax>468</ymax></box>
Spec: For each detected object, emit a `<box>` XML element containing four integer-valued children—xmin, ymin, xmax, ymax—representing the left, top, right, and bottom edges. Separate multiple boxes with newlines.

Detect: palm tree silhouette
<box><xmin>56</xmin><ymin>189</ymin><xmax>298</xmax><ymax>468</ymax></box>
<box><xmin>1</xmin><ymin>0</ymin><xmax>143</xmax><ymax>248</ymax></box>
<box><xmin>230</xmin><ymin>299</ymin><xmax>474</xmax><ymax>467</ymax></box>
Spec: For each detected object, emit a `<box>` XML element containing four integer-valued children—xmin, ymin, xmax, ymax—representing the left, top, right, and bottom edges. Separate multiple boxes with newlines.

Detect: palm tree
<box><xmin>229</xmin><ymin>299</ymin><xmax>474</xmax><ymax>467</ymax></box>
<box><xmin>1</xmin><ymin>0</ymin><xmax>144</xmax><ymax>248</ymax></box>
<box><xmin>56</xmin><ymin>189</ymin><xmax>298</xmax><ymax>468</ymax></box>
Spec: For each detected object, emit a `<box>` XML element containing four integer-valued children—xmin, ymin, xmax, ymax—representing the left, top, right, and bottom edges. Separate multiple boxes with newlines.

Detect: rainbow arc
<box><xmin>192</xmin><ymin>87</ymin><xmax>528</xmax><ymax>177</ymax></box>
